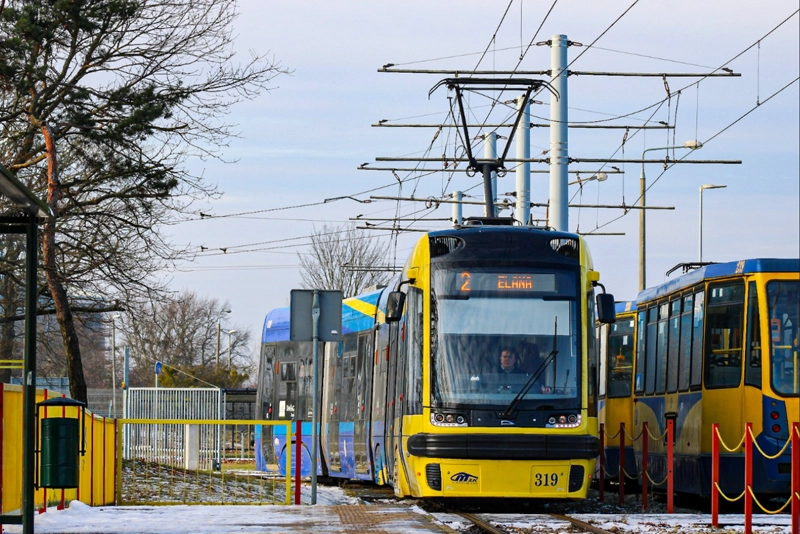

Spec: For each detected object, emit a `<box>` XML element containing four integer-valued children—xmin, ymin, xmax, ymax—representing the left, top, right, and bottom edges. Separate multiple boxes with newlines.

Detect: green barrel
<box><xmin>40</xmin><ymin>418</ymin><xmax>80</xmax><ymax>488</ymax></box>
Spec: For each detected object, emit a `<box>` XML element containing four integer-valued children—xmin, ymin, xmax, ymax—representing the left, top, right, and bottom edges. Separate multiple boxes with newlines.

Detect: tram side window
<box><xmin>341</xmin><ymin>335</ymin><xmax>358</xmax><ymax>421</ymax></box>
<box><xmin>744</xmin><ymin>282</ymin><xmax>762</xmax><ymax>388</ymax></box>
<box><xmin>768</xmin><ymin>280</ymin><xmax>800</xmax><ymax>395</ymax></box>
<box><xmin>635</xmin><ymin>311</ymin><xmax>646</xmax><ymax>394</ymax></box>
<box><xmin>667</xmin><ymin>299</ymin><xmax>681</xmax><ymax>393</ymax></box>
<box><xmin>704</xmin><ymin>282</ymin><xmax>744</xmax><ymax>389</ymax></box>
<box><xmin>678</xmin><ymin>293</ymin><xmax>694</xmax><ymax>391</ymax></box>
<box><xmin>645</xmin><ymin>307</ymin><xmax>658</xmax><ymax>395</ymax></box>
<box><xmin>405</xmin><ymin>287</ymin><xmax>424</xmax><ymax>414</ymax></box>
<box><xmin>277</xmin><ymin>361</ymin><xmax>297</xmax><ymax>419</ymax></box>
<box><xmin>690</xmin><ymin>290</ymin><xmax>705</xmax><ymax>388</ymax></box>
<box><xmin>655</xmin><ymin>302</ymin><xmax>669</xmax><ymax>394</ymax></box>
<box><xmin>607</xmin><ymin>317</ymin><xmax>635</xmax><ymax>398</ymax></box>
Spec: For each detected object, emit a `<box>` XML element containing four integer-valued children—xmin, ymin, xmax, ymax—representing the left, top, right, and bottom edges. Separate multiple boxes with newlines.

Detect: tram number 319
<box><xmin>534</xmin><ymin>473</ymin><xmax>559</xmax><ymax>487</ymax></box>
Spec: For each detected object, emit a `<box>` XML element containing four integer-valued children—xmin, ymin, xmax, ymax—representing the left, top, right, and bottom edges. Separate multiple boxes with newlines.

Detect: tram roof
<box><xmin>615</xmin><ymin>301</ymin><xmax>637</xmax><ymax>314</ymax></box>
<box><xmin>637</xmin><ymin>258</ymin><xmax>800</xmax><ymax>304</ymax></box>
<box><xmin>428</xmin><ymin>225</ymin><xmax>579</xmax><ymax>240</ymax></box>
<box><xmin>262</xmin><ymin>288</ymin><xmax>386</xmax><ymax>343</ymax></box>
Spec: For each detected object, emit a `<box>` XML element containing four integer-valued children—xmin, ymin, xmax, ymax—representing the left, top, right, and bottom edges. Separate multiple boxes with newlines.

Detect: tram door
<box><xmin>354</xmin><ymin>333</ymin><xmax>373</xmax><ymax>475</ymax></box>
<box><xmin>703</xmin><ymin>281</ymin><xmax>745</xmax><ymax>448</ymax></box>
<box><xmin>384</xmin><ymin>322</ymin><xmax>400</xmax><ymax>481</ymax></box>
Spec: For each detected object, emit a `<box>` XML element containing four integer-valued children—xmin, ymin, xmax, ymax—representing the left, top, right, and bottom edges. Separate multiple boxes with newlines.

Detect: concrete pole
<box><xmin>484</xmin><ymin>132</ymin><xmax>497</xmax><ymax>217</ymax></box>
<box><xmin>548</xmin><ymin>34</ymin><xmax>569</xmax><ymax>231</ymax></box>
<box><xmin>639</xmin><ymin>165</ymin><xmax>647</xmax><ymax>291</ymax></box>
<box><xmin>451</xmin><ymin>191</ymin><xmax>463</xmax><ymax>227</ymax></box>
<box><xmin>215</xmin><ymin>320</ymin><xmax>220</xmax><ymax>368</ymax></box>
<box><xmin>515</xmin><ymin>95</ymin><xmax>531</xmax><ymax>225</ymax></box>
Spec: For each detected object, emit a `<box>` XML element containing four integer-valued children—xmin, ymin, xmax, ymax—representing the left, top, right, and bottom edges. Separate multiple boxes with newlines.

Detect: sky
<box><xmin>161</xmin><ymin>1</ymin><xmax>800</xmax><ymax>367</ymax></box>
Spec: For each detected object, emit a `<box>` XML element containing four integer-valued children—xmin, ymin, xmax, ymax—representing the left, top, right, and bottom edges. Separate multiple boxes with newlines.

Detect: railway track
<box><xmin>453</xmin><ymin>511</ymin><xmax>616</xmax><ymax>534</ymax></box>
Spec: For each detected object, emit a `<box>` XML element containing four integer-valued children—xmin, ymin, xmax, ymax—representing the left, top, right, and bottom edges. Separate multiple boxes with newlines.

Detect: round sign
<box><xmin>155</xmin><ymin>361</ymin><xmax>163</xmax><ymax>375</ymax></box>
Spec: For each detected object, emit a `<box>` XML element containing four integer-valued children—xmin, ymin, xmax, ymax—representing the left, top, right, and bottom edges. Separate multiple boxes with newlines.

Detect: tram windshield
<box><xmin>768</xmin><ymin>280</ymin><xmax>800</xmax><ymax>396</ymax></box>
<box><xmin>430</xmin><ymin>266</ymin><xmax>580</xmax><ymax>408</ymax></box>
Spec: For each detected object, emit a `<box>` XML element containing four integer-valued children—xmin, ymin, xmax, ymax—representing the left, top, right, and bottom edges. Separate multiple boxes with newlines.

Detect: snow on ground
<box><xmin>430</xmin><ymin>512</ymin><xmax>794</xmax><ymax>533</ymax></box>
<box><xmin>2</xmin><ymin>486</ymin><xmax>795</xmax><ymax>534</ymax></box>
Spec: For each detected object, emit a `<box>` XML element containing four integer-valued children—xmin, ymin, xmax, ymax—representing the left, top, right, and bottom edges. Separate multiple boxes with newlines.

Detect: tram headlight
<box><xmin>431</xmin><ymin>412</ymin><xmax>468</xmax><ymax>427</ymax></box>
<box><xmin>546</xmin><ymin>414</ymin><xmax>581</xmax><ymax>428</ymax></box>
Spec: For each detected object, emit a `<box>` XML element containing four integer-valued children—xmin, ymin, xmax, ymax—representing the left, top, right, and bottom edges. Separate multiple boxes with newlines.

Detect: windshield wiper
<box><xmin>499</xmin><ymin>317</ymin><xmax>558</xmax><ymax>418</ymax></box>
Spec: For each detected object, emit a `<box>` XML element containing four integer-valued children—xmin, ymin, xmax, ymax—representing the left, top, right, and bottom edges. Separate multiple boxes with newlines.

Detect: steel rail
<box><xmin>455</xmin><ymin>511</ymin><xmax>616</xmax><ymax>534</ymax></box>
<box><xmin>550</xmin><ymin>513</ymin><xmax>617</xmax><ymax>534</ymax></box>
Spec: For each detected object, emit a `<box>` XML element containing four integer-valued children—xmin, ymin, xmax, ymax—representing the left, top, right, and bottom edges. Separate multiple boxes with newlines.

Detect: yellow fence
<box><xmin>1</xmin><ymin>386</ymin><xmax>293</xmax><ymax>515</ymax></box>
<box><xmin>1</xmin><ymin>383</ymin><xmax>116</xmax><ymax>516</ymax></box>
<box><xmin>115</xmin><ymin>419</ymin><xmax>292</xmax><ymax>506</ymax></box>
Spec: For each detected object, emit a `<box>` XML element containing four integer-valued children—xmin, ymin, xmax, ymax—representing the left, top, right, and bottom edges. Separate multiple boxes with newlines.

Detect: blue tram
<box><xmin>256</xmin><ymin>223</ymin><xmax>616</xmax><ymax>498</ymax></box>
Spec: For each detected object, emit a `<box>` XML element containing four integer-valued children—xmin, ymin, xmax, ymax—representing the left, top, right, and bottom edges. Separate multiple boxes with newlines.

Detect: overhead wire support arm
<box><xmin>372</xmin><ymin>122</ymin><xmax>672</xmax><ymax>130</ymax></box>
<box><xmin>373</xmin><ymin>156</ymin><xmax>741</xmax><ymax>165</ymax></box>
<box><xmin>380</xmin><ymin>67</ymin><xmax>739</xmax><ymax>78</ymax></box>
<box><xmin>369</xmin><ymin>195</ymin><xmax>674</xmax><ymax>211</ymax></box>
<box><xmin>358</xmin><ymin>166</ymin><xmax>623</xmax><ymax>175</ymax></box>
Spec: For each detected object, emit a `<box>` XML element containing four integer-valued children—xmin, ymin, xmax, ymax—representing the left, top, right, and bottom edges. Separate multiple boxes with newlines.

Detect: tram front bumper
<box><xmin>407</xmin><ymin>432</ymin><xmax>600</xmax><ymax>460</ymax></box>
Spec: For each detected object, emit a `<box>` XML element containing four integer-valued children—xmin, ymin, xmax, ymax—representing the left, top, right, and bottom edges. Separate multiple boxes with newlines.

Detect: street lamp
<box><xmin>568</xmin><ymin>172</ymin><xmax>608</xmax><ymax>186</ymax></box>
<box><xmin>699</xmin><ymin>184</ymin><xmax>727</xmax><ymax>262</ymax></box>
<box><xmin>639</xmin><ymin>140</ymin><xmax>703</xmax><ymax>291</ymax></box>
<box><xmin>215</xmin><ymin>307</ymin><xmax>231</xmax><ymax>368</ymax></box>
<box><xmin>227</xmin><ymin>330</ymin><xmax>237</xmax><ymax>370</ymax></box>
<box><xmin>111</xmin><ymin>314</ymin><xmax>121</xmax><ymax>417</ymax></box>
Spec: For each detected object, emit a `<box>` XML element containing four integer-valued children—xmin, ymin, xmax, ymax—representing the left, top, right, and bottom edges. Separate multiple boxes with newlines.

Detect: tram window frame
<box><xmin>690</xmin><ymin>289</ymin><xmax>705</xmax><ymax>389</ymax></box>
<box><xmin>678</xmin><ymin>293</ymin><xmax>694</xmax><ymax>391</ymax></box>
<box><xmin>645</xmin><ymin>306</ymin><xmax>658</xmax><ymax>395</ymax></box>
<box><xmin>634</xmin><ymin>310</ymin><xmax>647</xmax><ymax>394</ymax></box>
<box><xmin>744</xmin><ymin>281</ymin><xmax>762</xmax><ymax>388</ymax></box>
<box><xmin>405</xmin><ymin>287</ymin><xmax>424</xmax><ymax>414</ymax></box>
<box><xmin>666</xmin><ymin>298</ymin><xmax>682</xmax><ymax>393</ymax></box>
<box><xmin>598</xmin><ymin>323</ymin><xmax>607</xmax><ymax>398</ymax></box>
<box><xmin>703</xmin><ymin>281</ymin><xmax>745</xmax><ymax>390</ymax></box>
<box><xmin>607</xmin><ymin>316</ymin><xmax>635</xmax><ymax>398</ymax></box>
<box><xmin>277</xmin><ymin>360</ymin><xmax>297</xmax><ymax>419</ymax></box>
<box><xmin>655</xmin><ymin>302</ymin><xmax>669</xmax><ymax>394</ymax></box>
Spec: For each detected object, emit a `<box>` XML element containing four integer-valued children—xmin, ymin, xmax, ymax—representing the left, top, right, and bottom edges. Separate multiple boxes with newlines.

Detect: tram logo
<box><xmin>450</xmin><ymin>472</ymin><xmax>478</xmax><ymax>484</ymax></box>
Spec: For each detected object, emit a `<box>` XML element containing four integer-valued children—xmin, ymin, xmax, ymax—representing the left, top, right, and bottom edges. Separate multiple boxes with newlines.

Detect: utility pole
<box><xmin>515</xmin><ymin>95</ymin><xmax>531</xmax><ymax>225</ymax></box>
<box><xmin>548</xmin><ymin>34</ymin><xmax>569</xmax><ymax>231</ymax></box>
<box><xmin>484</xmin><ymin>132</ymin><xmax>497</xmax><ymax>217</ymax></box>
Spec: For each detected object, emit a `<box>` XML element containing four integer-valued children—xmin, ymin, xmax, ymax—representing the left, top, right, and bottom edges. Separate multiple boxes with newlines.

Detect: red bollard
<box><xmin>744</xmin><ymin>422</ymin><xmax>753</xmax><ymax>534</ymax></box>
<box><xmin>711</xmin><ymin>423</ymin><xmax>719</xmax><ymax>527</ymax></box>
<box><xmin>619</xmin><ymin>422</ymin><xmax>625</xmax><ymax>506</ymax></box>
<box><xmin>295</xmin><ymin>420</ymin><xmax>302</xmax><ymax>505</ymax></box>
<box><xmin>642</xmin><ymin>422</ymin><xmax>649</xmax><ymax>512</ymax></box>
<box><xmin>667</xmin><ymin>419</ymin><xmax>674</xmax><ymax>514</ymax></box>
<box><xmin>792</xmin><ymin>422</ymin><xmax>798</xmax><ymax>534</ymax></box>
<box><xmin>599</xmin><ymin>423</ymin><xmax>605</xmax><ymax>502</ymax></box>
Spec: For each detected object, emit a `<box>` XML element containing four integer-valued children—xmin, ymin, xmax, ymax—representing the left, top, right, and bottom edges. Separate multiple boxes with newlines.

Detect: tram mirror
<box><xmin>386</xmin><ymin>291</ymin><xmax>406</xmax><ymax>323</ymax></box>
<box><xmin>596</xmin><ymin>293</ymin><xmax>616</xmax><ymax>324</ymax></box>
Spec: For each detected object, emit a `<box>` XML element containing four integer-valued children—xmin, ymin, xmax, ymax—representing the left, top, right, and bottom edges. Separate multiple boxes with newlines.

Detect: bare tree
<box><xmin>122</xmin><ymin>292</ymin><xmax>253</xmax><ymax>389</ymax></box>
<box><xmin>298</xmin><ymin>224</ymin><xmax>392</xmax><ymax>298</ymax></box>
<box><xmin>0</xmin><ymin>0</ymin><xmax>287</xmax><ymax>402</ymax></box>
